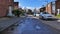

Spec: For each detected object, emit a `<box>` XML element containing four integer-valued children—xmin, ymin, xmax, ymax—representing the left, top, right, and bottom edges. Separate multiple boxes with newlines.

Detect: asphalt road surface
<box><xmin>0</xmin><ymin>16</ymin><xmax>60</xmax><ymax>34</ymax></box>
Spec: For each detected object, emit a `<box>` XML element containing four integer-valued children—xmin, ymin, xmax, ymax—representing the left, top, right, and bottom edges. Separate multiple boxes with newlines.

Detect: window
<box><xmin>52</xmin><ymin>2</ymin><xmax>56</xmax><ymax>13</ymax></box>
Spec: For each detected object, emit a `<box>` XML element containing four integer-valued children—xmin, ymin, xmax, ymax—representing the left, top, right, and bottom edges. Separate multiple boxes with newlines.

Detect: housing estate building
<box><xmin>0</xmin><ymin>0</ymin><xmax>14</xmax><ymax>17</ymax></box>
<box><xmin>45</xmin><ymin>0</ymin><xmax>60</xmax><ymax>15</ymax></box>
<box><xmin>14</xmin><ymin>2</ymin><xmax>19</xmax><ymax>10</ymax></box>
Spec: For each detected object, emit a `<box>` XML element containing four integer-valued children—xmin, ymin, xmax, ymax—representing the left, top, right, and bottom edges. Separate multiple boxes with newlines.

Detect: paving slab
<box><xmin>0</xmin><ymin>17</ymin><xmax>24</xmax><ymax>32</ymax></box>
<box><xmin>39</xmin><ymin>17</ymin><xmax>60</xmax><ymax>31</ymax></box>
<box><xmin>32</xmin><ymin>16</ymin><xmax>60</xmax><ymax>31</ymax></box>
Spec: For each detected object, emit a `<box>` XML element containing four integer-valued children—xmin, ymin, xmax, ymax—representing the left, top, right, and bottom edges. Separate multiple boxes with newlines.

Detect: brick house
<box><xmin>55</xmin><ymin>0</ymin><xmax>60</xmax><ymax>15</ymax></box>
<box><xmin>0</xmin><ymin>0</ymin><xmax>14</xmax><ymax>17</ymax></box>
<box><xmin>45</xmin><ymin>3</ymin><xmax>52</xmax><ymax>14</ymax></box>
<box><xmin>40</xmin><ymin>7</ymin><xmax>46</xmax><ymax>12</ymax></box>
<box><xmin>45</xmin><ymin>0</ymin><xmax>60</xmax><ymax>15</ymax></box>
<box><xmin>14</xmin><ymin>2</ymin><xmax>19</xmax><ymax>10</ymax></box>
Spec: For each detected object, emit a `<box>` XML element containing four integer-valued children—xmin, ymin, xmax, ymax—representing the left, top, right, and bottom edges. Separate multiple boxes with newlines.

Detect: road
<box><xmin>0</xmin><ymin>16</ymin><xmax>60</xmax><ymax>34</ymax></box>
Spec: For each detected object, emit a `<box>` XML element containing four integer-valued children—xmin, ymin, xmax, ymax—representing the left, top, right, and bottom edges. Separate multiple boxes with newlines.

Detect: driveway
<box><xmin>0</xmin><ymin>16</ymin><xmax>60</xmax><ymax>34</ymax></box>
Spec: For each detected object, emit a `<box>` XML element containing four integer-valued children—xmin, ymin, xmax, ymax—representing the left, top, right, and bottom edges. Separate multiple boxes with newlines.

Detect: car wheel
<box><xmin>41</xmin><ymin>16</ymin><xmax>43</xmax><ymax>18</ymax></box>
<box><xmin>42</xmin><ymin>16</ymin><xmax>45</xmax><ymax>20</ymax></box>
<box><xmin>40</xmin><ymin>16</ymin><xmax>42</xmax><ymax>19</ymax></box>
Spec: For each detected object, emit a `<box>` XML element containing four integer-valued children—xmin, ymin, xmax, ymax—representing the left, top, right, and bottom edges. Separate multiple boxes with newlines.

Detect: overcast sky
<box><xmin>14</xmin><ymin>0</ymin><xmax>55</xmax><ymax>9</ymax></box>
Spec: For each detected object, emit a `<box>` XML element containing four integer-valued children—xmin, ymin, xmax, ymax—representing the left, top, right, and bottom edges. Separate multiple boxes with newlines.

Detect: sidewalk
<box><xmin>34</xmin><ymin>16</ymin><xmax>60</xmax><ymax>31</ymax></box>
<box><xmin>40</xmin><ymin>18</ymin><xmax>60</xmax><ymax>31</ymax></box>
<box><xmin>0</xmin><ymin>16</ymin><xmax>24</xmax><ymax>32</ymax></box>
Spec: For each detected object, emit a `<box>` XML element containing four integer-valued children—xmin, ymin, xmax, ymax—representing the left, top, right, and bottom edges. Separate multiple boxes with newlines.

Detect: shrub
<box><xmin>12</xmin><ymin>9</ymin><xmax>21</xmax><ymax>17</ymax></box>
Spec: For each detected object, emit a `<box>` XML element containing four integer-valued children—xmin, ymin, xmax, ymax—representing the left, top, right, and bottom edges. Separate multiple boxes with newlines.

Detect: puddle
<box><xmin>35</xmin><ymin>25</ymin><xmax>41</xmax><ymax>30</ymax></box>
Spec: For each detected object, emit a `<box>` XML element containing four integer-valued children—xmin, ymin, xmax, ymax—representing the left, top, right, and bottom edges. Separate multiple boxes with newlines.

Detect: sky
<box><xmin>14</xmin><ymin>0</ymin><xmax>55</xmax><ymax>9</ymax></box>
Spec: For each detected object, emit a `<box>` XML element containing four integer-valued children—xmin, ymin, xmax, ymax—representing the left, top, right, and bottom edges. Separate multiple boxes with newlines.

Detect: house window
<box><xmin>52</xmin><ymin>2</ymin><xmax>56</xmax><ymax>13</ymax></box>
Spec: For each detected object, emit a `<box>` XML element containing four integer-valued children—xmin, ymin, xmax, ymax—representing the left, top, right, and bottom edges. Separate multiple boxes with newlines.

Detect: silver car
<box><xmin>39</xmin><ymin>12</ymin><xmax>54</xmax><ymax>19</ymax></box>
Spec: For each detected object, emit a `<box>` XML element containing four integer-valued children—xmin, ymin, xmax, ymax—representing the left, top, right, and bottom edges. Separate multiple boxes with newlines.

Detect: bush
<box><xmin>20</xmin><ymin>11</ymin><xmax>25</xmax><ymax>16</ymax></box>
<box><xmin>12</xmin><ymin>9</ymin><xmax>25</xmax><ymax>17</ymax></box>
<box><xmin>12</xmin><ymin>9</ymin><xmax>21</xmax><ymax>17</ymax></box>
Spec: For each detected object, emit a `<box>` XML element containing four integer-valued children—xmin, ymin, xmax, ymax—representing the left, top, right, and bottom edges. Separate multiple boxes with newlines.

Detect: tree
<box><xmin>27</xmin><ymin>9</ymin><xmax>33</xmax><ymax>14</ymax></box>
<box><xmin>39</xmin><ymin>7</ymin><xmax>46</xmax><ymax>12</ymax></box>
<box><xmin>19</xmin><ymin>8</ymin><xmax>25</xmax><ymax>16</ymax></box>
<box><xmin>12</xmin><ymin>9</ymin><xmax>21</xmax><ymax>17</ymax></box>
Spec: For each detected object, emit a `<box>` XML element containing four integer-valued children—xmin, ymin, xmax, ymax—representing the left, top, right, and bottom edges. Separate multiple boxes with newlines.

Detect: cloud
<box><xmin>20</xmin><ymin>6</ymin><xmax>41</xmax><ymax>10</ymax></box>
<box><xmin>26</xmin><ymin>7</ymin><xmax>34</xmax><ymax>9</ymax></box>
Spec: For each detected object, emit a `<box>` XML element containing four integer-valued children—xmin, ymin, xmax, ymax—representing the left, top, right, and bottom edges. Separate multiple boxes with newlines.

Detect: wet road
<box><xmin>0</xmin><ymin>16</ymin><xmax>60</xmax><ymax>34</ymax></box>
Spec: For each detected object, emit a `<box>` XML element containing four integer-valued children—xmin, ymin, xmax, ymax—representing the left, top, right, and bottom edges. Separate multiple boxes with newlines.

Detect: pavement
<box><xmin>35</xmin><ymin>16</ymin><xmax>60</xmax><ymax>31</ymax></box>
<box><xmin>0</xmin><ymin>16</ymin><xmax>25</xmax><ymax>32</ymax></box>
<box><xmin>41</xmin><ymin>20</ymin><xmax>60</xmax><ymax>30</ymax></box>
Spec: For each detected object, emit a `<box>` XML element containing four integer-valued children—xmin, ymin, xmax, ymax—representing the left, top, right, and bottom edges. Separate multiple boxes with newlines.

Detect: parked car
<box><xmin>39</xmin><ymin>12</ymin><xmax>54</xmax><ymax>20</ymax></box>
<box><xmin>34</xmin><ymin>13</ymin><xmax>39</xmax><ymax>16</ymax></box>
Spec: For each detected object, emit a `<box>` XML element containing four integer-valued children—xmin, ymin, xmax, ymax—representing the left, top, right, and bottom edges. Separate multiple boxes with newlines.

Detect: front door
<box><xmin>57</xmin><ymin>9</ymin><xmax>60</xmax><ymax>15</ymax></box>
<box><xmin>7</xmin><ymin>6</ymin><xmax>13</xmax><ymax>16</ymax></box>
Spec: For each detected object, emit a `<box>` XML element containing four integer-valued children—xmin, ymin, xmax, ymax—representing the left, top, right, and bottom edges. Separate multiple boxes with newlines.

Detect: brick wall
<box><xmin>0</xmin><ymin>0</ymin><xmax>14</xmax><ymax>17</ymax></box>
<box><xmin>45</xmin><ymin>3</ymin><xmax>52</xmax><ymax>14</ymax></box>
<box><xmin>14</xmin><ymin>2</ymin><xmax>19</xmax><ymax>9</ymax></box>
<box><xmin>56</xmin><ymin>1</ymin><xmax>60</xmax><ymax>9</ymax></box>
<box><xmin>45</xmin><ymin>0</ymin><xmax>60</xmax><ymax>15</ymax></box>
